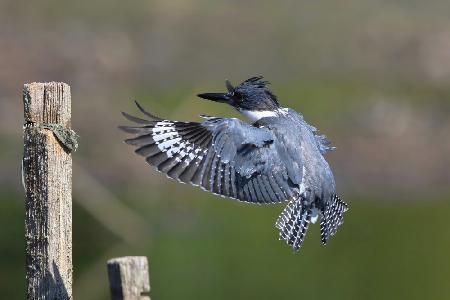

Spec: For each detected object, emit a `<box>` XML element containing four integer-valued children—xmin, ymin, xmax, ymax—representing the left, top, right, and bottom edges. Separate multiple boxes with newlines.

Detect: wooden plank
<box><xmin>23</xmin><ymin>82</ymin><xmax>73</xmax><ymax>299</ymax></box>
<box><xmin>107</xmin><ymin>256</ymin><xmax>150</xmax><ymax>300</ymax></box>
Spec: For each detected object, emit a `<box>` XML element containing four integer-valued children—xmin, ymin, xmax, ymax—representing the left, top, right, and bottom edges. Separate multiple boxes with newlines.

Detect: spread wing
<box><xmin>119</xmin><ymin>102</ymin><xmax>302</xmax><ymax>204</ymax></box>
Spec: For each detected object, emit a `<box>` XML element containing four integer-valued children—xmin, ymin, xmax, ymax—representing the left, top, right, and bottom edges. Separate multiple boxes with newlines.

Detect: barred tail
<box><xmin>320</xmin><ymin>194</ymin><xmax>348</xmax><ymax>245</ymax></box>
<box><xmin>275</xmin><ymin>199</ymin><xmax>312</xmax><ymax>252</ymax></box>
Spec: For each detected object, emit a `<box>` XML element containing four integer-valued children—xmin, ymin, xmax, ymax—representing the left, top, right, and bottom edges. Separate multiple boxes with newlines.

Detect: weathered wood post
<box><xmin>23</xmin><ymin>82</ymin><xmax>74</xmax><ymax>299</ymax></box>
<box><xmin>107</xmin><ymin>256</ymin><xmax>150</xmax><ymax>300</ymax></box>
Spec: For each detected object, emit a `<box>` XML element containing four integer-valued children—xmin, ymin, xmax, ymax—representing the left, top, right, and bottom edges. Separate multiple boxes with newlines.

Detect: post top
<box><xmin>23</xmin><ymin>82</ymin><xmax>71</xmax><ymax>126</ymax></box>
<box><xmin>107</xmin><ymin>256</ymin><xmax>148</xmax><ymax>265</ymax></box>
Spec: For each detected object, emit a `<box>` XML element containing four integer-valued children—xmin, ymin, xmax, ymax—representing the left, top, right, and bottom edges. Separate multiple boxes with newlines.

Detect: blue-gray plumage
<box><xmin>120</xmin><ymin>76</ymin><xmax>348</xmax><ymax>251</ymax></box>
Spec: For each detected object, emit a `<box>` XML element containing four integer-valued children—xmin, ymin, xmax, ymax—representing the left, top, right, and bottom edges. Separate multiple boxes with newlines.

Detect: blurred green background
<box><xmin>1</xmin><ymin>0</ymin><xmax>450</xmax><ymax>299</ymax></box>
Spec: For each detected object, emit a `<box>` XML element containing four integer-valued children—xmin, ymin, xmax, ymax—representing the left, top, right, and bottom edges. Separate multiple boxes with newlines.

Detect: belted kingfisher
<box><xmin>120</xmin><ymin>76</ymin><xmax>348</xmax><ymax>251</ymax></box>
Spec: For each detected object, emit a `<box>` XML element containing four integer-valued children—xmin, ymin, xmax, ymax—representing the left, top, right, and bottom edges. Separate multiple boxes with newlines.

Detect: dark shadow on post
<box><xmin>37</xmin><ymin>262</ymin><xmax>70</xmax><ymax>300</ymax></box>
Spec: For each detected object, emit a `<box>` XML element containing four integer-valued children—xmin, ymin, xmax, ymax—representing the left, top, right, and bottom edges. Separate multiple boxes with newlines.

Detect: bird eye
<box><xmin>233</xmin><ymin>92</ymin><xmax>243</xmax><ymax>102</ymax></box>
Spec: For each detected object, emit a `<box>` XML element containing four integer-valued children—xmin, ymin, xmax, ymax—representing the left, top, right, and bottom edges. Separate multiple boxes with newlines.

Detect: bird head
<box><xmin>197</xmin><ymin>77</ymin><xmax>280</xmax><ymax>119</ymax></box>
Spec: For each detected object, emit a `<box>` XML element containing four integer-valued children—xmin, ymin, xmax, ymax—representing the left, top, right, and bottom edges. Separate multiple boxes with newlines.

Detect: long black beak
<box><xmin>197</xmin><ymin>92</ymin><xmax>231</xmax><ymax>103</ymax></box>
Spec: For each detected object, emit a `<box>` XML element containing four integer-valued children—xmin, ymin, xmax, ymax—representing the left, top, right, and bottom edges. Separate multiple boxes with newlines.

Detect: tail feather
<box><xmin>320</xmin><ymin>194</ymin><xmax>348</xmax><ymax>245</ymax></box>
<box><xmin>276</xmin><ymin>199</ymin><xmax>311</xmax><ymax>251</ymax></box>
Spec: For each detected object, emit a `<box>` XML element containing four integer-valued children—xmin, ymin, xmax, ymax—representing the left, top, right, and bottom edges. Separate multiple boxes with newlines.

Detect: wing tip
<box><xmin>121</xmin><ymin>111</ymin><xmax>151</xmax><ymax>124</ymax></box>
<box><xmin>118</xmin><ymin>125</ymin><xmax>136</xmax><ymax>133</ymax></box>
<box><xmin>134</xmin><ymin>100</ymin><xmax>162</xmax><ymax>120</ymax></box>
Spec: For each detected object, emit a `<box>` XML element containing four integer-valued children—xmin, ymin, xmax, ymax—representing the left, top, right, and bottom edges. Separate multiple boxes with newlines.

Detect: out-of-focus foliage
<box><xmin>0</xmin><ymin>0</ymin><xmax>449</xmax><ymax>299</ymax></box>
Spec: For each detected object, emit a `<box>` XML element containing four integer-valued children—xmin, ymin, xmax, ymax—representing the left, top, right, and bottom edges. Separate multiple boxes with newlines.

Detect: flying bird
<box><xmin>120</xmin><ymin>76</ymin><xmax>348</xmax><ymax>251</ymax></box>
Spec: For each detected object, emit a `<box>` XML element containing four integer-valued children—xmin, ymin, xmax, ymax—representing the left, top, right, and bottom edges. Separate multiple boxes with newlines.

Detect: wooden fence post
<box><xmin>107</xmin><ymin>256</ymin><xmax>150</xmax><ymax>300</ymax></box>
<box><xmin>23</xmin><ymin>82</ymin><xmax>73</xmax><ymax>299</ymax></box>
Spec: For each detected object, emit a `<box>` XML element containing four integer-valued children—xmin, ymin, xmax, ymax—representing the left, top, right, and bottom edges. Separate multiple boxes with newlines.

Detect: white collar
<box><xmin>240</xmin><ymin>108</ymin><xmax>288</xmax><ymax>122</ymax></box>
